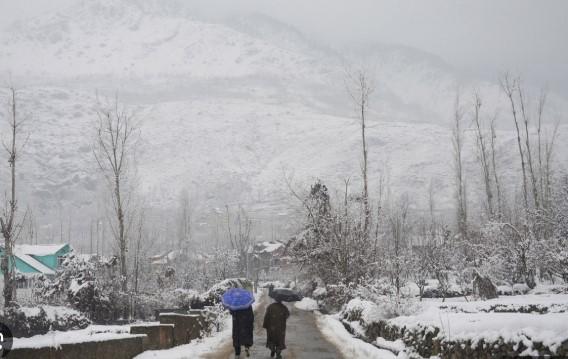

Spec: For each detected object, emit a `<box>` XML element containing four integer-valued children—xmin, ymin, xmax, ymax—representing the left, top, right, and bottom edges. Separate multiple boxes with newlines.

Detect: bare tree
<box><xmin>1</xmin><ymin>86</ymin><xmax>27</xmax><ymax>307</ymax></box>
<box><xmin>472</xmin><ymin>92</ymin><xmax>494</xmax><ymax>219</ymax></box>
<box><xmin>25</xmin><ymin>205</ymin><xmax>37</xmax><ymax>244</ymax></box>
<box><xmin>536</xmin><ymin>91</ymin><xmax>546</xmax><ymax>203</ymax></box>
<box><xmin>451</xmin><ymin>92</ymin><xmax>468</xmax><ymax>239</ymax></box>
<box><xmin>542</xmin><ymin>122</ymin><xmax>559</xmax><ymax>212</ymax></box>
<box><xmin>501</xmin><ymin>74</ymin><xmax>529</xmax><ymax>208</ymax></box>
<box><xmin>226</xmin><ymin>205</ymin><xmax>254</xmax><ymax>278</ymax></box>
<box><xmin>132</xmin><ymin>208</ymin><xmax>152</xmax><ymax>294</ymax></box>
<box><xmin>534</xmin><ymin>90</ymin><xmax>560</xmax><ymax>213</ymax></box>
<box><xmin>385</xmin><ymin>195</ymin><xmax>411</xmax><ymax>299</ymax></box>
<box><xmin>346</xmin><ymin>68</ymin><xmax>375</xmax><ymax>238</ymax></box>
<box><xmin>177</xmin><ymin>188</ymin><xmax>192</xmax><ymax>252</ymax></box>
<box><xmin>93</xmin><ymin>96</ymin><xmax>138</xmax><ymax>292</ymax></box>
<box><xmin>287</xmin><ymin>179</ymin><xmax>374</xmax><ymax>285</ymax></box>
<box><xmin>517</xmin><ymin>83</ymin><xmax>540</xmax><ymax>209</ymax></box>
<box><xmin>489</xmin><ymin>116</ymin><xmax>503</xmax><ymax>218</ymax></box>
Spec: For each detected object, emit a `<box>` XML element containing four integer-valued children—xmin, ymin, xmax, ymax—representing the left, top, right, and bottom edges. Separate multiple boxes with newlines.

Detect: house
<box><xmin>0</xmin><ymin>243</ymin><xmax>72</xmax><ymax>287</ymax></box>
<box><xmin>149</xmin><ymin>249</ymin><xmax>184</xmax><ymax>266</ymax></box>
<box><xmin>251</xmin><ymin>241</ymin><xmax>286</xmax><ymax>272</ymax></box>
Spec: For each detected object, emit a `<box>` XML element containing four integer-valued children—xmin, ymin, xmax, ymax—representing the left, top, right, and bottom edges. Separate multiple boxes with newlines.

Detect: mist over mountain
<box><xmin>0</xmin><ymin>0</ymin><xmax>566</xmax><ymax>251</ymax></box>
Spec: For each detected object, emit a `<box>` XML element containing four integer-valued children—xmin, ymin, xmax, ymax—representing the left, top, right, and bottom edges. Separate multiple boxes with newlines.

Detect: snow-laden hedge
<box><xmin>1</xmin><ymin>304</ymin><xmax>90</xmax><ymax>337</ymax></box>
<box><xmin>342</xmin><ymin>298</ymin><xmax>383</xmax><ymax>324</ymax></box>
<box><xmin>365</xmin><ymin>318</ymin><xmax>568</xmax><ymax>358</ymax></box>
<box><xmin>341</xmin><ymin>295</ymin><xmax>568</xmax><ymax>358</ymax></box>
<box><xmin>340</xmin><ymin>296</ymin><xmax>419</xmax><ymax>340</ymax></box>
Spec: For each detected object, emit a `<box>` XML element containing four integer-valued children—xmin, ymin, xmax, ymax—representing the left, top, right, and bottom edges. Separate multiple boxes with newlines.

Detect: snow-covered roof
<box><xmin>150</xmin><ymin>249</ymin><xmax>182</xmax><ymax>265</ymax></box>
<box><xmin>14</xmin><ymin>251</ymin><xmax>55</xmax><ymax>275</ymax></box>
<box><xmin>255</xmin><ymin>241</ymin><xmax>285</xmax><ymax>254</ymax></box>
<box><xmin>15</xmin><ymin>243</ymin><xmax>68</xmax><ymax>256</ymax></box>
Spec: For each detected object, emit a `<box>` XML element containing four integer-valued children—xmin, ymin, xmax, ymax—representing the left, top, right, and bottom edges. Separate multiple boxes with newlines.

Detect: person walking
<box><xmin>231</xmin><ymin>305</ymin><xmax>254</xmax><ymax>358</ymax></box>
<box><xmin>263</xmin><ymin>299</ymin><xmax>290</xmax><ymax>359</ymax></box>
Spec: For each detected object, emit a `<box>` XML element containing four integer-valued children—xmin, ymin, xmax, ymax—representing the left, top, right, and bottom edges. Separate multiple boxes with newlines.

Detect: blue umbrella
<box><xmin>222</xmin><ymin>288</ymin><xmax>255</xmax><ymax>311</ymax></box>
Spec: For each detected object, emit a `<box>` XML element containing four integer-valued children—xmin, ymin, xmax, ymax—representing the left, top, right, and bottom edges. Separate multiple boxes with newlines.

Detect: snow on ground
<box><xmin>294</xmin><ymin>297</ymin><xmax>319</xmax><ymax>311</ymax></box>
<box><xmin>431</xmin><ymin>293</ymin><xmax>568</xmax><ymax>313</ymax></box>
<box><xmin>136</xmin><ymin>290</ymin><xmax>264</xmax><ymax>359</ymax></box>
<box><xmin>135</xmin><ymin>317</ymin><xmax>232</xmax><ymax>359</ymax></box>
<box><xmin>388</xmin><ymin>294</ymin><xmax>568</xmax><ymax>354</ymax></box>
<box><xmin>12</xmin><ymin>324</ymin><xmax>134</xmax><ymax>349</ymax></box>
<box><xmin>315</xmin><ymin>312</ymin><xmax>397</xmax><ymax>359</ymax></box>
<box><xmin>375</xmin><ymin>338</ymin><xmax>406</xmax><ymax>355</ymax></box>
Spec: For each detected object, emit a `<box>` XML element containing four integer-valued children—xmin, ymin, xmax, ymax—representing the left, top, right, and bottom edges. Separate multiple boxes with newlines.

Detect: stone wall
<box><xmin>130</xmin><ymin>324</ymin><xmax>175</xmax><ymax>350</ymax></box>
<box><xmin>9</xmin><ymin>309</ymin><xmax>216</xmax><ymax>358</ymax></box>
<box><xmin>10</xmin><ymin>335</ymin><xmax>145</xmax><ymax>359</ymax></box>
<box><xmin>159</xmin><ymin>313</ymin><xmax>202</xmax><ymax>345</ymax></box>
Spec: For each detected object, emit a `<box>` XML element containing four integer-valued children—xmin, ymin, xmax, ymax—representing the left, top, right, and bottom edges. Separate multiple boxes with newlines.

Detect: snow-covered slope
<box><xmin>0</xmin><ymin>0</ymin><xmax>332</xmax><ymax>86</ymax></box>
<box><xmin>0</xmin><ymin>0</ymin><xmax>566</xmax><ymax>248</ymax></box>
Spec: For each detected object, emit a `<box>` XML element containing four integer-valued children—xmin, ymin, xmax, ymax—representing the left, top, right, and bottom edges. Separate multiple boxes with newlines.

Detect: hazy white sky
<box><xmin>1</xmin><ymin>0</ymin><xmax>567</xmax><ymax>92</ymax></box>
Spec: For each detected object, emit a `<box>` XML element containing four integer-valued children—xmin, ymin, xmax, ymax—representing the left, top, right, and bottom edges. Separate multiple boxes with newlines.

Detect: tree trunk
<box><xmin>1</xmin><ymin>87</ymin><xmax>20</xmax><ymax>307</ymax></box>
<box><xmin>116</xmin><ymin>174</ymin><xmax>127</xmax><ymax>292</ymax></box>
<box><xmin>472</xmin><ymin>94</ymin><xmax>494</xmax><ymax>219</ymax></box>
<box><xmin>502</xmin><ymin>76</ymin><xmax>529</xmax><ymax>209</ymax></box>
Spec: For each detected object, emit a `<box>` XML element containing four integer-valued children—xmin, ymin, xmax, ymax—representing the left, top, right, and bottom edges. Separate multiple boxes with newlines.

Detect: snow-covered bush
<box><xmin>317</xmin><ymin>283</ymin><xmax>354</xmax><ymax>313</ymax></box>
<box><xmin>1</xmin><ymin>304</ymin><xmax>90</xmax><ymax>337</ymax></box>
<box><xmin>342</xmin><ymin>298</ymin><xmax>383</xmax><ymax>324</ymax></box>
<box><xmin>312</xmin><ymin>287</ymin><xmax>327</xmax><ymax>300</ymax></box>
<box><xmin>497</xmin><ymin>285</ymin><xmax>513</xmax><ymax>296</ymax></box>
<box><xmin>340</xmin><ymin>295</ymin><xmax>419</xmax><ymax>341</ymax></box>
<box><xmin>68</xmin><ymin>279</ymin><xmax>115</xmax><ymax>323</ymax></box>
<box><xmin>350</xmin><ymin>278</ymin><xmax>419</xmax><ymax>318</ymax></box>
<box><xmin>189</xmin><ymin>278</ymin><xmax>252</xmax><ymax>309</ymax></box>
<box><xmin>33</xmin><ymin>253</ymin><xmax>133</xmax><ymax>323</ymax></box>
<box><xmin>512</xmin><ymin>283</ymin><xmax>530</xmax><ymax>295</ymax></box>
<box><xmin>33</xmin><ymin>253</ymin><xmax>98</xmax><ymax>305</ymax></box>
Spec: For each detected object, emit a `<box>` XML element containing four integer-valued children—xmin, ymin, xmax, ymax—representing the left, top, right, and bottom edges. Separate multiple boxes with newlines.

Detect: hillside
<box><xmin>0</xmin><ymin>0</ymin><xmax>566</xmax><ymax>249</ymax></box>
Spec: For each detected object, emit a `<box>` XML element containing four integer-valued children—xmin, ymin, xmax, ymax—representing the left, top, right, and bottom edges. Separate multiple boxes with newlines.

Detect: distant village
<box><xmin>0</xmin><ymin>239</ymin><xmax>290</xmax><ymax>300</ymax></box>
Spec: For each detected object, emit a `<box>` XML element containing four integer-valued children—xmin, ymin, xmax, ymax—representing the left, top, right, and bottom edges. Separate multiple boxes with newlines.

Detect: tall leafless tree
<box><xmin>517</xmin><ymin>83</ymin><xmax>540</xmax><ymax>209</ymax></box>
<box><xmin>177</xmin><ymin>188</ymin><xmax>192</xmax><ymax>252</ymax></box>
<box><xmin>93</xmin><ymin>96</ymin><xmax>138</xmax><ymax>292</ymax></box>
<box><xmin>386</xmin><ymin>195</ymin><xmax>410</xmax><ymax>298</ymax></box>
<box><xmin>1</xmin><ymin>87</ymin><xmax>27</xmax><ymax>307</ymax></box>
<box><xmin>472</xmin><ymin>92</ymin><xmax>494</xmax><ymax>219</ymax></box>
<box><xmin>452</xmin><ymin>92</ymin><xmax>468</xmax><ymax>239</ymax></box>
<box><xmin>226</xmin><ymin>205</ymin><xmax>254</xmax><ymax>278</ymax></box>
<box><xmin>489</xmin><ymin>115</ymin><xmax>503</xmax><ymax>218</ymax></box>
<box><xmin>501</xmin><ymin>74</ymin><xmax>529</xmax><ymax>209</ymax></box>
<box><xmin>346</xmin><ymin>68</ymin><xmax>375</xmax><ymax>238</ymax></box>
<box><xmin>534</xmin><ymin>90</ymin><xmax>560</xmax><ymax>213</ymax></box>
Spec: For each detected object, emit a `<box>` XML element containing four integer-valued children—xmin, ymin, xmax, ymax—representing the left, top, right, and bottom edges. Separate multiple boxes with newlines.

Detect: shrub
<box><xmin>1</xmin><ymin>304</ymin><xmax>90</xmax><ymax>337</ymax></box>
<box><xmin>317</xmin><ymin>284</ymin><xmax>354</xmax><ymax>313</ymax></box>
<box><xmin>190</xmin><ymin>278</ymin><xmax>252</xmax><ymax>309</ymax></box>
<box><xmin>68</xmin><ymin>280</ymin><xmax>114</xmax><ymax>323</ymax></box>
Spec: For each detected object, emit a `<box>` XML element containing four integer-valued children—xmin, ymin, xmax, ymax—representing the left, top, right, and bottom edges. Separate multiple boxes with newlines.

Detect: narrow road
<box><xmin>203</xmin><ymin>291</ymin><xmax>344</xmax><ymax>359</ymax></box>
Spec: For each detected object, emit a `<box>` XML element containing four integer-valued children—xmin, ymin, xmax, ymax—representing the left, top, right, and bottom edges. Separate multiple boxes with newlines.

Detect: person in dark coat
<box><xmin>231</xmin><ymin>306</ymin><xmax>254</xmax><ymax>358</ymax></box>
<box><xmin>263</xmin><ymin>300</ymin><xmax>290</xmax><ymax>359</ymax></box>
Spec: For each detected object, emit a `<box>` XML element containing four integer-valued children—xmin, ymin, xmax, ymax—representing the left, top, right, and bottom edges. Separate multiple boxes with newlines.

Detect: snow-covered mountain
<box><xmin>0</xmin><ymin>0</ymin><xmax>566</xmax><ymax>248</ymax></box>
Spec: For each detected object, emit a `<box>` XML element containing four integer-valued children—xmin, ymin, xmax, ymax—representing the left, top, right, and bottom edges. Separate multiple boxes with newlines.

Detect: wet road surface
<box><xmin>203</xmin><ymin>292</ymin><xmax>344</xmax><ymax>359</ymax></box>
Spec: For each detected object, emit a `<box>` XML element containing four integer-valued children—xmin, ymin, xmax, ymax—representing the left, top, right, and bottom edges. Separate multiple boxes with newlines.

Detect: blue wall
<box><xmin>0</xmin><ymin>244</ymin><xmax>71</xmax><ymax>274</ymax></box>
